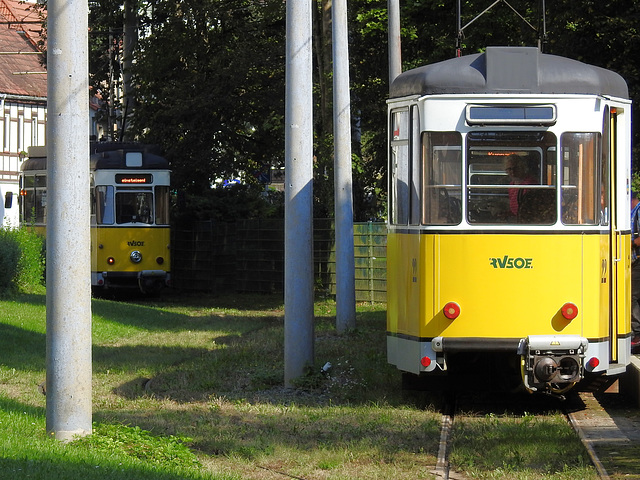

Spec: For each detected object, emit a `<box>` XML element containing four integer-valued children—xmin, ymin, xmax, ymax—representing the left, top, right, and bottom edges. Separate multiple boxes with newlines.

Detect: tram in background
<box><xmin>20</xmin><ymin>143</ymin><xmax>171</xmax><ymax>293</ymax></box>
<box><xmin>386</xmin><ymin>46</ymin><xmax>632</xmax><ymax>396</ymax></box>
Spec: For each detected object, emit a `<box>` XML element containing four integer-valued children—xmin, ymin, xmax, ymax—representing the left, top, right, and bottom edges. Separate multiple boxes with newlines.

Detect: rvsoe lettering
<box><xmin>489</xmin><ymin>255</ymin><xmax>532</xmax><ymax>269</ymax></box>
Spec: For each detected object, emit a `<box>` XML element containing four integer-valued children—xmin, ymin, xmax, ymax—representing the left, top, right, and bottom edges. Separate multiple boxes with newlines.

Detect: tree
<box><xmin>85</xmin><ymin>0</ymin><xmax>640</xmax><ymax>219</ymax></box>
<box><xmin>130</xmin><ymin>0</ymin><xmax>286</xmax><ymax>195</ymax></box>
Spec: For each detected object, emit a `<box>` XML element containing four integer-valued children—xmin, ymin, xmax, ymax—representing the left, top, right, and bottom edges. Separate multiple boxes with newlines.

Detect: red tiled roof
<box><xmin>0</xmin><ymin>0</ymin><xmax>46</xmax><ymax>98</ymax></box>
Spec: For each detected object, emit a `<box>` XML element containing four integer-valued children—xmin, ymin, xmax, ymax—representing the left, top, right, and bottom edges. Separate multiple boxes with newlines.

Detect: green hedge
<box><xmin>0</xmin><ymin>228</ymin><xmax>45</xmax><ymax>295</ymax></box>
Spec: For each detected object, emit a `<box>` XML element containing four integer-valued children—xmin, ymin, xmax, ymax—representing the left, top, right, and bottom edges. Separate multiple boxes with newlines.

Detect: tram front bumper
<box><xmin>518</xmin><ymin>335</ymin><xmax>587</xmax><ymax>393</ymax></box>
<box><xmin>93</xmin><ymin>270</ymin><xmax>170</xmax><ymax>292</ymax></box>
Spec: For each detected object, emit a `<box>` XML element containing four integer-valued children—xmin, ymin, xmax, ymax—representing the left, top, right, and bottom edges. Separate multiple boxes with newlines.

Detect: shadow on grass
<box><xmin>0</xmin><ymin>394</ymin><xmax>44</xmax><ymax>416</ymax></box>
<box><xmin>125</xmin><ymin>289</ymin><xmax>285</xmax><ymax>312</ymax></box>
<box><xmin>0</xmin><ymin>323</ymin><xmax>46</xmax><ymax>370</ymax></box>
<box><xmin>112</xmin><ymin>311</ymin><xmax>394</xmax><ymax>404</ymax></box>
<box><xmin>105</xmin><ymin>402</ymin><xmax>442</xmax><ymax>462</ymax></box>
<box><xmin>1</xmin><ymin>294</ymin><xmax>281</xmax><ymax>378</ymax></box>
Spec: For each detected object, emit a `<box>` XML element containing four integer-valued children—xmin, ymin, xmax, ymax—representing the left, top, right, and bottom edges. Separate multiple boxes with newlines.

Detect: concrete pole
<box><xmin>388</xmin><ymin>0</ymin><xmax>402</xmax><ymax>86</ymax></box>
<box><xmin>332</xmin><ymin>0</ymin><xmax>356</xmax><ymax>333</ymax></box>
<box><xmin>284</xmin><ymin>0</ymin><xmax>315</xmax><ymax>386</ymax></box>
<box><xmin>46</xmin><ymin>0</ymin><xmax>92</xmax><ymax>441</ymax></box>
<box><xmin>122</xmin><ymin>0</ymin><xmax>137</xmax><ymax>141</ymax></box>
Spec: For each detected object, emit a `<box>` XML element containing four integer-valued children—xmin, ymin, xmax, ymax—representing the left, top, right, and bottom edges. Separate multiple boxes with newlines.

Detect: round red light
<box><xmin>587</xmin><ymin>357</ymin><xmax>600</xmax><ymax>369</ymax></box>
<box><xmin>561</xmin><ymin>302</ymin><xmax>578</xmax><ymax>320</ymax></box>
<box><xmin>443</xmin><ymin>302</ymin><xmax>460</xmax><ymax>319</ymax></box>
<box><xmin>420</xmin><ymin>356</ymin><xmax>431</xmax><ymax>368</ymax></box>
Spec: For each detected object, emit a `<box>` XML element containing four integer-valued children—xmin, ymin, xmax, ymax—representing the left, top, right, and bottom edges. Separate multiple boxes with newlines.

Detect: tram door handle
<box><xmin>613</xmin><ymin>231</ymin><xmax>622</xmax><ymax>263</ymax></box>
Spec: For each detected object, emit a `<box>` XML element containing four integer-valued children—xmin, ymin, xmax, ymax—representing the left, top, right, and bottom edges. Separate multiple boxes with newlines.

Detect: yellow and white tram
<box><xmin>386</xmin><ymin>47</ymin><xmax>632</xmax><ymax>395</ymax></box>
<box><xmin>20</xmin><ymin>143</ymin><xmax>171</xmax><ymax>293</ymax></box>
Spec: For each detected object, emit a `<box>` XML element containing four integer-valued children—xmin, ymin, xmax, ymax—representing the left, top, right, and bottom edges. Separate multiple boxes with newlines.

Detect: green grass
<box><xmin>0</xmin><ymin>291</ymin><xmax>600</xmax><ymax>479</ymax></box>
<box><xmin>450</xmin><ymin>413</ymin><xmax>597</xmax><ymax>479</ymax></box>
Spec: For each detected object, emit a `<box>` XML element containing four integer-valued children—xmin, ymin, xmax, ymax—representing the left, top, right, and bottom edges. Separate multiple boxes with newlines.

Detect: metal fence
<box><xmin>171</xmin><ymin>219</ymin><xmax>387</xmax><ymax>301</ymax></box>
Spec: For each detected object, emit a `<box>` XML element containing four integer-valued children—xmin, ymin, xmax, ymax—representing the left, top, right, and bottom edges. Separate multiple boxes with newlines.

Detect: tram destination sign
<box><xmin>115</xmin><ymin>174</ymin><xmax>153</xmax><ymax>184</ymax></box>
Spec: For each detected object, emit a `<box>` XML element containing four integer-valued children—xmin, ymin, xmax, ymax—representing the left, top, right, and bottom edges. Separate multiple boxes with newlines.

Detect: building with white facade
<box><xmin>0</xmin><ymin>0</ymin><xmax>46</xmax><ymax>228</ymax></box>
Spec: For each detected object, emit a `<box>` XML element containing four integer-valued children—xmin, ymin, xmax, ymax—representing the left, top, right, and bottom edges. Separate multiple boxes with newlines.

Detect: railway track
<box><xmin>432</xmin><ymin>390</ymin><xmax>637</xmax><ymax>480</ymax></box>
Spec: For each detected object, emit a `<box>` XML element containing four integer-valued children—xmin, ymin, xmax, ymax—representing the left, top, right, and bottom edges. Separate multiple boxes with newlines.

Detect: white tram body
<box><xmin>386</xmin><ymin>47</ymin><xmax>632</xmax><ymax>395</ymax></box>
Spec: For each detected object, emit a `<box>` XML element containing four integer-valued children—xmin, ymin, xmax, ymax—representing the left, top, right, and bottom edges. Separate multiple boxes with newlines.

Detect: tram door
<box><xmin>607</xmin><ymin>105</ymin><xmax>628</xmax><ymax>363</ymax></box>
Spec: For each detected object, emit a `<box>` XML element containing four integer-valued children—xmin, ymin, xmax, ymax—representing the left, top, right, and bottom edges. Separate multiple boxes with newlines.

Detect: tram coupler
<box><xmin>519</xmin><ymin>335</ymin><xmax>587</xmax><ymax>394</ymax></box>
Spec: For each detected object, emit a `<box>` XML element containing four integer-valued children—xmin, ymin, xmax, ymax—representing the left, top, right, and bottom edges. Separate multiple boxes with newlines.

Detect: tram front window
<box><xmin>95</xmin><ymin>186</ymin><xmax>115</xmax><ymax>225</ymax></box>
<box><xmin>422</xmin><ymin>132</ymin><xmax>462</xmax><ymax>225</ymax></box>
<box><xmin>155</xmin><ymin>186</ymin><xmax>170</xmax><ymax>225</ymax></box>
<box><xmin>560</xmin><ymin>132</ymin><xmax>602</xmax><ymax>225</ymax></box>
<box><xmin>116</xmin><ymin>191</ymin><xmax>153</xmax><ymax>224</ymax></box>
<box><xmin>466</xmin><ymin>132</ymin><xmax>557</xmax><ymax>225</ymax></box>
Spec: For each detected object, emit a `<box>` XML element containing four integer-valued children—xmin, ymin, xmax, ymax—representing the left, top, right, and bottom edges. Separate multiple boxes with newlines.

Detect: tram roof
<box><xmin>90</xmin><ymin>143</ymin><xmax>169</xmax><ymax>170</ymax></box>
<box><xmin>21</xmin><ymin>143</ymin><xmax>169</xmax><ymax>171</ymax></box>
<box><xmin>389</xmin><ymin>46</ymin><xmax>629</xmax><ymax>100</ymax></box>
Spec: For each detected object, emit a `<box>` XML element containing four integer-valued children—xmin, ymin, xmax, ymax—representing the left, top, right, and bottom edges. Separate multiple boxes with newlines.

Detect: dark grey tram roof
<box><xmin>22</xmin><ymin>143</ymin><xmax>169</xmax><ymax>171</ymax></box>
<box><xmin>90</xmin><ymin>142</ymin><xmax>168</xmax><ymax>170</ymax></box>
<box><xmin>389</xmin><ymin>46</ymin><xmax>629</xmax><ymax>100</ymax></box>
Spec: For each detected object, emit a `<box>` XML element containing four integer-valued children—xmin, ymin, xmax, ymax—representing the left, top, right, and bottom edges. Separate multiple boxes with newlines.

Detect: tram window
<box><xmin>390</xmin><ymin>109</ymin><xmax>410</xmax><ymax>225</ymax></box>
<box><xmin>20</xmin><ymin>174</ymin><xmax>47</xmax><ymax>224</ymax></box>
<box><xmin>96</xmin><ymin>186</ymin><xmax>115</xmax><ymax>225</ymax></box>
<box><xmin>560</xmin><ymin>133</ymin><xmax>601</xmax><ymax>225</ymax></box>
<box><xmin>155</xmin><ymin>186</ymin><xmax>170</xmax><ymax>225</ymax></box>
<box><xmin>34</xmin><ymin>186</ymin><xmax>46</xmax><ymax>224</ymax></box>
<box><xmin>466</xmin><ymin>132</ymin><xmax>557</xmax><ymax>225</ymax></box>
<box><xmin>116</xmin><ymin>192</ymin><xmax>153</xmax><ymax>224</ymax></box>
<box><xmin>422</xmin><ymin>132</ymin><xmax>462</xmax><ymax>225</ymax></box>
<box><xmin>22</xmin><ymin>176</ymin><xmax>36</xmax><ymax>223</ymax></box>
<box><xmin>601</xmin><ymin>107</ymin><xmax>611</xmax><ymax>226</ymax></box>
<box><xmin>409</xmin><ymin>106</ymin><xmax>421</xmax><ymax>225</ymax></box>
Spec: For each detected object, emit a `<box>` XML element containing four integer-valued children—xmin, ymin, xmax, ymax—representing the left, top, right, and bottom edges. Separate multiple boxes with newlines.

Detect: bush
<box><xmin>0</xmin><ymin>229</ymin><xmax>20</xmax><ymax>295</ymax></box>
<box><xmin>0</xmin><ymin>227</ymin><xmax>45</xmax><ymax>295</ymax></box>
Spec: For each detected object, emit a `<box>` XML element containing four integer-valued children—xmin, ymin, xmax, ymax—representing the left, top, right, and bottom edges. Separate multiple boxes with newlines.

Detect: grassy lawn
<box><xmin>0</xmin><ymin>291</ymin><xmax>596</xmax><ymax>479</ymax></box>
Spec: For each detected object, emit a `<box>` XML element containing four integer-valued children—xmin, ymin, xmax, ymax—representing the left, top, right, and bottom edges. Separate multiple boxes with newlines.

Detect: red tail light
<box><xmin>421</xmin><ymin>356</ymin><xmax>431</xmax><ymax>367</ymax></box>
<box><xmin>443</xmin><ymin>302</ymin><xmax>460</xmax><ymax>319</ymax></box>
<box><xmin>561</xmin><ymin>303</ymin><xmax>578</xmax><ymax>320</ymax></box>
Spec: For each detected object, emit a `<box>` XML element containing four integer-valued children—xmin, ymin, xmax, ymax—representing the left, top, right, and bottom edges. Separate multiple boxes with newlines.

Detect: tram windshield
<box><xmin>395</xmin><ymin>127</ymin><xmax>606</xmax><ymax>227</ymax></box>
<box><xmin>116</xmin><ymin>191</ymin><xmax>153</xmax><ymax>224</ymax></box>
<box><xmin>95</xmin><ymin>185</ymin><xmax>170</xmax><ymax>226</ymax></box>
<box><xmin>466</xmin><ymin>131</ymin><xmax>557</xmax><ymax>225</ymax></box>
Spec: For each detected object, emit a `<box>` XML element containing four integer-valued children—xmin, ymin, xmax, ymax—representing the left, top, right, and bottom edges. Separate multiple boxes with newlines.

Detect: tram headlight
<box><xmin>156</xmin><ymin>256</ymin><xmax>164</xmax><ymax>265</ymax></box>
<box><xmin>130</xmin><ymin>250</ymin><xmax>142</xmax><ymax>264</ymax></box>
<box><xmin>107</xmin><ymin>257</ymin><xmax>115</xmax><ymax>265</ymax></box>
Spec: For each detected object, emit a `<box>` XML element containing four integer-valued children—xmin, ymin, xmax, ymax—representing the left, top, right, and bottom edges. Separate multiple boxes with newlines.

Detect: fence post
<box><xmin>368</xmin><ymin>222</ymin><xmax>375</xmax><ymax>304</ymax></box>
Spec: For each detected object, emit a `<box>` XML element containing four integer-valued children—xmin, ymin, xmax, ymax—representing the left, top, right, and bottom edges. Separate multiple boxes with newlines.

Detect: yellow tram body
<box><xmin>386</xmin><ymin>47</ymin><xmax>632</xmax><ymax>395</ymax></box>
<box><xmin>388</xmin><ymin>233</ymin><xmax>630</xmax><ymax>340</ymax></box>
<box><xmin>20</xmin><ymin>144</ymin><xmax>171</xmax><ymax>294</ymax></box>
<box><xmin>91</xmin><ymin>225</ymin><xmax>171</xmax><ymax>292</ymax></box>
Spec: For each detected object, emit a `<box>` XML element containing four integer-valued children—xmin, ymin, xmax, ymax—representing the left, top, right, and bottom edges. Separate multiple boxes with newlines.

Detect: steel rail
<box><xmin>434</xmin><ymin>395</ymin><xmax>456</xmax><ymax>479</ymax></box>
<box><xmin>565</xmin><ymin>409</ymin><xmax>610</xmax><ymax>480</ymax></box>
